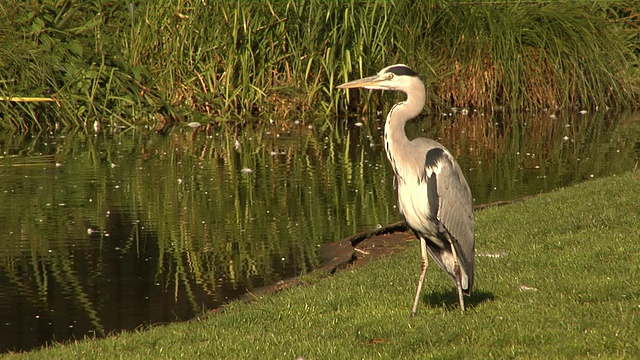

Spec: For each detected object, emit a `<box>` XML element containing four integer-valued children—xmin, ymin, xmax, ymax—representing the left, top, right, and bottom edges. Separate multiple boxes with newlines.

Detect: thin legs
<box><xmin>450</xmin><ymin>244</ymin><xmax>466</xmax><ymax>313</ymax></box>
<box><xmin>411</xmin><ymin>237</ymin><xmax>429</xmax><ymax>317</ymax></box>
<box><xmin>411</xmin><ymin>236</ymin><xmax>466</xmax><ymax>316</ymax></box>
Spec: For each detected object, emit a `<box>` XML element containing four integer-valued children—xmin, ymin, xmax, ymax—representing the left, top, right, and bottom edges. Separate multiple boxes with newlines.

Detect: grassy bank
<box><xmin>6</xmin><ymin>170</ymin><xmax>639</xmax><ymax>358</ymax></box>
<box><xmin>1</xmin><ymin>1</ymin><xmax>639</xmax><ymax>130</ymax></box>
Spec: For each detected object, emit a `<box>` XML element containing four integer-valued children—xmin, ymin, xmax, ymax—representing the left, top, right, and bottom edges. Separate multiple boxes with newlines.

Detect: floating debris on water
<box><xmin>187</xmin><ymin>122</ymin><xmax>201</xmax><ymax>128</ymax></box>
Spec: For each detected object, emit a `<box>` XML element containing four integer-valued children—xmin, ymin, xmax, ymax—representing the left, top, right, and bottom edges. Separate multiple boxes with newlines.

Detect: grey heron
<box><xmin>337</xmin><ymin>64</ymin><xmax>475</xmax><ymax>315</ymax></box>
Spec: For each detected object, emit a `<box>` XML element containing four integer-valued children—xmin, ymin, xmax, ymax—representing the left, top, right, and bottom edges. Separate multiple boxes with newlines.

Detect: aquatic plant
<box><xmin>0</xmin><ymin>1</ymin><xmax>639</xmax><ymax>130</ymax></box>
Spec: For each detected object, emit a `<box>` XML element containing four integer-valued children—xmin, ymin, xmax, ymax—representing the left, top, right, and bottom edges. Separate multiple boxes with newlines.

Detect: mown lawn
<box><xmin>7</xmin><ymin>171</ymin><xmax>640</xmax><ymax>359</ymax></box>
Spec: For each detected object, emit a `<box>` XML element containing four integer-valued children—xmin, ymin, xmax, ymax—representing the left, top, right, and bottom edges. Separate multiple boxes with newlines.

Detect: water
<box><xmin>1</xmin><ymin>111</ymin><xmax>638</xmax><ymax>353</ymax></box>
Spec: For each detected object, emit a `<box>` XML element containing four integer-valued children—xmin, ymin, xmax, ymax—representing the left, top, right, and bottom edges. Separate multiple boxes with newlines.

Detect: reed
<box><xmin>0</xmin><ymin>1</ymin><xmax>638</xmax><ymax>130</ymax></box>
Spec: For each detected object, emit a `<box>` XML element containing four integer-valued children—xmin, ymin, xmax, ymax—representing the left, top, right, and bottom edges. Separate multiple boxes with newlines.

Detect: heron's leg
<box><xmin>411</xmin><ymin>237</ymin><xmax>429</xmax><ymax>317</ymax></box>
<box><xmin>453</xmin><ymin>263</ymin><xmax>465</xmax><ymax>312</ymax></box>
<box><xmin>449</xmin><ymin>245</ymin><xmax>466</xmax><ymax>313</ymax></box>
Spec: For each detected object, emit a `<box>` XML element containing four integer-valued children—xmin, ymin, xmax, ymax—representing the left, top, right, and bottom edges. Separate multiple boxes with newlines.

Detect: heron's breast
<box><xmin>396</xmin><ymin>179</ymin><xmax>439</xmax><ymax>236</ymax></box>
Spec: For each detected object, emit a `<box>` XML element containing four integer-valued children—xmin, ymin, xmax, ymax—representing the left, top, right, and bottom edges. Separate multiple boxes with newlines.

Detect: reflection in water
<box><xmin>0</xmin><ymin>111</ymin><xmax>638</xmax><ymax>352</ymax></box>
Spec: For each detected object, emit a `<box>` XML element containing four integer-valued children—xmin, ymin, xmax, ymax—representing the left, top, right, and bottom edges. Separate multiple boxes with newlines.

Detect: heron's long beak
<box><xmin>336</xmin><ymin>75</ymin><xmax>382</xmax><ymax>89</ymax></box>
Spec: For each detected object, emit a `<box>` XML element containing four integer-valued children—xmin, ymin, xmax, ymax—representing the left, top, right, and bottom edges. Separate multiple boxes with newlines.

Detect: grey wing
<box><xmin>425</xmin><ymin>147</ymin><xmax>475</xmax><ymax>291</ymax></box>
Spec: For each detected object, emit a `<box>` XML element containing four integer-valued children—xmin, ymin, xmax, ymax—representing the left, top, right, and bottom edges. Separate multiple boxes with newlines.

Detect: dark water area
<box><xmin>1</xmin><ymin>110</ymin><xmax>639</xmax><ymax>353</ymax></box>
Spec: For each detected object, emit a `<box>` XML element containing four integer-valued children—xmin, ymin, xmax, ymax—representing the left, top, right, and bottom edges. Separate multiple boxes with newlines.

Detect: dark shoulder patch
<box><xmin>426</xmin><ymin>168</ymin><xmax>439</xmax><ymax>219</ymax></box>
<box><xmin>425</xmin><ymin>147</ymin><xmax>445</xmax><ymax>169</ymax></box>
<box><xmin>386</xmin><ymin>65</ymin><xmax>418</xmax><ymax>77</ymax></box>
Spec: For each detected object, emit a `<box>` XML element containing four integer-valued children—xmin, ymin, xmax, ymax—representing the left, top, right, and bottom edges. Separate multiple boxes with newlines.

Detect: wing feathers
<box><xmin>424</xmin><ymin>147</ymin><xmax>475</xmax><ymax>292</ymax></box>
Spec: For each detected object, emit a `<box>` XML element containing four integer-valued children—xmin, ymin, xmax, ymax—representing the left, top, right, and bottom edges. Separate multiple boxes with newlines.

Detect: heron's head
<box><xmin>337</xmin><ymin>64</ymin><xmax>420</xmax><ymax>92</ymax></box>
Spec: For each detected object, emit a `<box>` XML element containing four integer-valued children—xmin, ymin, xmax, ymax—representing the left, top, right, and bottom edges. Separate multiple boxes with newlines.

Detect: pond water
<box><xmin>1</xmin><ymin>110</ymin><xmax>639</xmax><ymax>353</ymax></box>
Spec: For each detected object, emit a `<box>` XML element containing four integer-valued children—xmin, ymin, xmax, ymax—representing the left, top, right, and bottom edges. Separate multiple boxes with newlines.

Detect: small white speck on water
<box><xmin>241</xmin><ymin>168</ymin><xmax>253</xmax><ymax>174</ymax></box>
<box><xmin>355</xmin><ymin>122</ymin><xmax>363</xmax><ymax>127</ymax></box>
<box><xmin>579</xmin><ymin>110</ymin><xmax>587</xmax><ymax>114</ymax></box>
<box><xmin>187</xmin><ymin>122</ymin><xmax>201</xmax><ymax>128</ymax></box>
<box><xmin>563</xmin><ymin>136</ymin><xmax>569</xmax><ymax>141</ymax></box>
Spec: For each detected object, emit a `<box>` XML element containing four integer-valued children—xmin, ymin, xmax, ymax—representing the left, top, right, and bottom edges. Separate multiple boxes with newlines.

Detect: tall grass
<box><xmin>0</xmin><ymin>1</ymin><xmax>639</xmax><ymax>130</ymax></box>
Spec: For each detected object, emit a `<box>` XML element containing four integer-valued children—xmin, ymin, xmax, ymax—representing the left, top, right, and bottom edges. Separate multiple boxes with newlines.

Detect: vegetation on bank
<box><xmin>1</xmin><ymin>1</ymin><xmax>639</xmax><ymax>130</ymax></box>
<box><xmin>5</xmin><ymin>170</ymin><xmax>640</xmax><ymax>358</ymax></box>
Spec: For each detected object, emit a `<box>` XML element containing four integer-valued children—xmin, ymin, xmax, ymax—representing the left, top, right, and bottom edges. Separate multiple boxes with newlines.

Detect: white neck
<box><xmin>383</xmin><ymin>79</ymin><xmax>426</xmax><ymax>179</ymax></box>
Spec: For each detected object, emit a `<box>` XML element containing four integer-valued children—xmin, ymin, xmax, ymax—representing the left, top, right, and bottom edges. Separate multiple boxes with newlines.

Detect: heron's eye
<box><xmin>387</xmin><ymin>73</ymin><xmax>394</xmax><ymax>80</ymax></box>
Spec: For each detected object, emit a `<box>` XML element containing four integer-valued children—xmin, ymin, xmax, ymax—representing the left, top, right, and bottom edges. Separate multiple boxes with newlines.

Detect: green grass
<box><xmin>7</xmin><ymin>171</ymin><xmax>640</xmax><ymax>358</ymax></box>
<box><xmin>1</xmin><ymin>1</ymin><xmax>639</xmax><ymax>130</ymax></box>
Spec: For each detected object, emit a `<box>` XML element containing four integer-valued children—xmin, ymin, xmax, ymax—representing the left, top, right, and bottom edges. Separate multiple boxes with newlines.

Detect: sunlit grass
<box><xmin>6</xmin><ymin>171</ymin><xmax>639</xmax><ymax>358</ymax></box>
<box><xmin>0</xmin><ymin>1</ymin><xmax>639</xmax><ymax>130</ymax></box>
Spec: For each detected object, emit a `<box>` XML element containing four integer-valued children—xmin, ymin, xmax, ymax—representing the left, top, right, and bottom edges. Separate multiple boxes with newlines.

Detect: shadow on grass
<box><xmin>423</xmin><ymin>288</ymin><xmax>494</xmax><ymax>311</ymax></box>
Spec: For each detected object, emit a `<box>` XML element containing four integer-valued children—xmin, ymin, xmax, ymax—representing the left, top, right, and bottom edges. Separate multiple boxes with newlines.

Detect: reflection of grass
<box><xmin>427</xmin><ymin>110</ymin><xmax>640</xmax><ymax>203</ymax></box>
<box><xmin>14</xmin><ymin>171</ymin><xmax>640</xmax><ymax>358</ymax></box>
<box><xmin>138</xmin><ymin>124</ymin><xmax>396</xmax><ymax>300</ymax></box>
